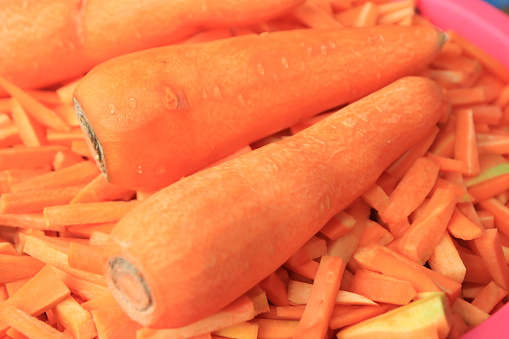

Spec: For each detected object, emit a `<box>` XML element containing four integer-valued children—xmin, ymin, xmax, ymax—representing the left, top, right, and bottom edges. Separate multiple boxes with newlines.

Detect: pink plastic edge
<box><xmin>417</xmin><ymin>0</ymin><xmax>509</xmax><ymax>70</ymax></box>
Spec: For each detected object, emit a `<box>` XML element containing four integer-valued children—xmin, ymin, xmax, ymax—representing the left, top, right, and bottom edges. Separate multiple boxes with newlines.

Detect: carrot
<box><xmin>0</xmin><ymin>253</ymin><xmax>44</xmax><ymax>283</ymax></box>
<box><xmin>51</xmin><ymin>267</ymin><xmax>109</xmax><ymax>301</ymax></box>
<box><xmin>10</xmin><ymin>99</ymin><xmax>47</xmax><ymax>147</ymax></box>
<box><xmin>361</xmin><ymin>183</ymin><xmax>390</xmax><ymax>213</ymax></box>
<box><xmin>380</xmin><ymin>156</ymin><xmax>440</xmax><ymax>224</ymax></box>
<box><xmin>357</xmin><ymin>219</ymin><xmax>394</xmax><ymax>247</ymax></box>
<box><xmin>455</xmin><ymin>109</ymin><xmax>480</xmax><ymax>176</ymax></box>
<box><xmin>0</xmin><ymin>265</ymin><xmax>70</xmax><ymax>335</ymax></box>
<box><xmin>335</xmin><ymin>2</ymin><xmax>379</xmax><ymax>27</ymax></box>
<box><xmin>477</xmin><ymin>198</ymin><xmax>509</xmax><ymax>238</ymax></box>
<box><xmin>447</xmin><ymin>207</ymin><xmax>484</xmax><ymax>241</ymax></box>
<box><xmin>0</xmin><ymin>124</ymin><xmax>20</xmax><ymax>149</ymax></box>
<box><xmin>291</xmin><ymin>1</ymin><xmax>343</xmax><ymax>28</ymax></box>
<box><xmin>259</xmin><ymin>272</ymin><xmax>290</xmax><ymax>307</ymax></box>
<box><xmin>329</xmin><ymin>304</ymin><xmax>395</xmax><ymax>329</ymax></box>
<box><xmin>67</xmin><ymin>242</ymin><xmax>105</xmax><ymax>276</ymax></box>
<box><xmin>451</xmin><ymin>297</ymin><xmax>490</xmax><ymax>327</ymax></box>
<box><xmin>0</xmin><ymin>145</ymin><xmax>67</xmax><ymax>171</ymax></box>
<box><xmin>285</xmin><ymin>236</ymin><xmax>327</xmax><ymax>268</ymax></box>
<box><xmin>287</xmin><ymin>280</ymin><xmax>376</xmax><ymax>306</ymax></box>
<box><xmin>470</xmin><ymin>280</ymin><xmax>508</xmax><ymax>314</ymax></box>
<box><xmin>427</xmin><ymin>231</ymin><xmax>466</xmax><ymax>284</ymax></box>
<box><xmin>0</xmin><ymin>213</ymin><xmax>55</xmax><ymax>231</ymax></box>
<box><xmin>52</xmin><ymin>150</ymin><xmax>86</xmax><ymax>170</ymax></box>
<box><xmin>474</xmin><ymin>228</ymin><xmax>509</xmax><ymax>291</ymax></box>
<box><xmin>53</xmin><ymin>296</ymin><xmax>98</xmax><ymax>339</ymax></box>
<box><xmin>70</xmin><ymin>173</ymin><xmax>135</xmax><ymax>204</ymax></box>
<box><xmin>102</xmin><ymin>77</ymin><xmax>446</xmax><ymax>327</ymax></box>
<box><xmin>293</xmin><ymin>256</ymin><xmax>344</xmax><ymax>339</ymax></box>
<box><xmin>319</xmin><ymin>210</ymin><xmax>357</xmax><ymax>240</ymax></box>
<box><xmin>0</xmin><ymin>305</ymin><xmax>72</xmax><ymax>339</ymax></box>
<box><xmin>0</xmin><ymin>168</ymin><xmax>51</xmax><ymax>194</ymax></box>
<box><xmin>397</xmin><ymin>187</ymin><xmax>458</xmax><ymax>264</ymax></box>
<box><xmin>46</xmin><ymin>128</ymin><xmax>85</xmax><ymax>146</ymax></box>
<box><xmin>74</xmin><ymin>26</ymin><xmax>445</xmax><ymax>190</ymax></box>
<box><xmin>0</xmin><ymin>0</ymin><xmax>305</xmax><ymax>93</ymax></box>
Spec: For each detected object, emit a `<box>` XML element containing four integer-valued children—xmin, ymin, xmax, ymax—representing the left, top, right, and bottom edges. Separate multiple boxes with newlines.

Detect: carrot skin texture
<box><xmin>74</xmin><ymin>25</ymin><xmax>445</xmax><ymax>189</ymax></box>
<box><xmin>104</xmin><ymin>77</ymin><xmax>447</xmax><ymax>328</ymax></box>
<box><xmin>0</xmin><ymin>0</ymin><xmax>305</xmax><ymax>93</ymax></box>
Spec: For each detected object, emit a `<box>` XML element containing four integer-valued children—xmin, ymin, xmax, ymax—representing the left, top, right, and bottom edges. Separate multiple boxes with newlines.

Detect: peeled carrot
<box><xmin>74</xmin><ymin>25</ymin><xmax>445</xmax><ymax>189</ymax></box>
<box><xmin>0</xmin><ymin>0</ymin><xmax>305</xmax><ymax>93</ymax></box>
<box><xmin>103</xmin><ymin>77</ymin><xmax>446</xmax><ymax>328</ymax></box>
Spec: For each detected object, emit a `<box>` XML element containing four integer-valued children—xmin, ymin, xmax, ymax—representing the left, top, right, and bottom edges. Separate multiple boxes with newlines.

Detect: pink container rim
<box><xmin>417</xmin><ymin>0</ymin><xmax>509</xmax><ymax>338</ymax></box>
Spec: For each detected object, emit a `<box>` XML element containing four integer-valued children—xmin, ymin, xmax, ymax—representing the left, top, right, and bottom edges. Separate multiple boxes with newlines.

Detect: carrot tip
<box><xmin>107</xmin><ymin>256</ymin><xmax>153</xmax><ymax>315</ymax></box>
<box><xmin>73</xmin><ymin>98</ymin><xmax>105</xmax><ymax>174</ymax></box>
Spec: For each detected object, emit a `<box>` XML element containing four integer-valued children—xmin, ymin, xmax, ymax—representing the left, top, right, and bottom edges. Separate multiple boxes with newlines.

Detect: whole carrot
<box><xmin>104</xmin><ymin>76</ymin><xmax>448</xmax><ymax>328</ymax></box>
<box><xmin>74</xmin><ymin>25</ymin><xmax>446</xmax><ymax>190</ymax></box>
<box><xmin>0</xmin><ymin>0</ymin><xmax>304</xmax><ymax>93</ymax></box>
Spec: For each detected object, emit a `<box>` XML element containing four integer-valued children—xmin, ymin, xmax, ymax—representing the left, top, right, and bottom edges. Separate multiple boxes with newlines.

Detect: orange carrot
<box><xmin>357</xmin><ymin>219</ymin><xmax>394</xmax><ymax>247</ymax></box>
<box><xmin>103</xmin><ymin>77</ymin><xmax>446</xmax><ymax>327</ymax></box>
<box><xmin>335</xmin><ymin>2</ymin><xmax>379</xmax><ymax>27</ymax></box>
<box><xmin>259</xmin><ymin>272</ymin><xmax>290</xmax><ymax>307</ymax></box>
<box><xmin>447</xmin><ymin>207</ymin><xmax>484</xmax><ymax>241</ymax></box>
<box><xmin>474</xmin><ymin>229</ymin><xmax>509</xmax><ymax>291</ymax></box>
<box><xmin>319</xmin><ymin>210</ymin><xmax>357</xmax><ymax>240</ymax></box>
<box><xmin>9</xmin><ymin>160</ymin><xmax>99</xmax><ymax>193</ymax></box>
<box><xmin>52</xmin><ymin>150</ymin><xmax>86</xmax><ymax>170</ymax></box>
<box><xmin>427</xmin><ymin>231</ymin><xmax>466</xmax><ymax>284</ymax></box>
<box><xmin>451</xmin><ymin>297</ymin><xmax>490</xmax><ymax>327</ymax></box>
<box><xmin>0</xmin><ymin>213</ymin><xmax>56</xmax><ymax>231</ymax></box>
<box><xmin>51</xmin><ymin>267</ymin><xmax>109</xmax><ymax>301</ymax></box>
<box><xmin>249</xmin><ymin>319</ymin><xmax>299</xmax><ymax>339</ymax></box>
<box><xmin>468</xmin><ymin>172</ymin><xmax>509</xmax><ymax>202</ymax></box>
<box><xmin>10</xmin><ymin>99</ymin><xmax>47</xmax><ymax>147</ymax></box>
<box><xmin>46</xmin><ymin>128</ymin><xmax>85</xmax><ymax>146</ymax></box>
<box><xmin>426</xmin><ymin>152</ymin><xmax>469</xmax><ymax>173</ymax></box>
<box><xmin>0</xmin><ymin>253</ymin><xmax>44</xmax><ymax>283</ymax></box>
<box><xmin>0</xmin><ymin>145</ymin><xmax>67</xmax><ymax>171</ymax></box>
<box><xmin>286</xmin><ymin>236</ymin><xmax>327</xmax><ymax>268</ymax></box>
<box><xmin>329</xmin><ymin>304</ymin><xmax>395</xmax><ymax>329</ymax></box>
<box><xmin>291</xmin><ymin>1</ymin><xmax>344</xmax><ymax>28</ymax></box>
<box><xmin>361</xmin><ymin>183</ymin><xmax>390</xmax><ymax>213</ymax></box>
<box><xmin>380</xmin><ymin>156</ymin><xmax>440</xmax><ymax>224</ymax></box>
<box><xmin>0</xmin><ymin>305</ymin><xmax>72</xmax><ymax>339</ymax></box>
<box><xmin>471</xmin><ymin>280</ymin><xmax>508</xmax><ymax>314</ymax></box>
<box><xmin>67</xmin><ymin>242</ymin><xmax>105</xmax><ymax>276</ymax></box>
<box><xmin>70</xmin><ymin>173</ymin><xmax>135</xmax><ymax>204</ymax></box>
<box><xmin>74</xmin><ymin>26</ymin><xmax>445</xmax><ymax>190</ymax></box>
<box><xmin>477</xmin><ymin>198</ymin><xmax>509</xmax><ymax>237</ymax></box>
<box><xmin>0</xmin><ymin>0</ymin><xmax>305</xmax><ymax>93</ymax></box>
<box><xmin>0</xmin><ymin>168</ymin><xmax>51</xmax><ymax>193</ymax></box>
<box><xmin>293</xmin><ymin>256</ymin><xmax>344</xmax><ymax>339</ymax></box>
<box><xmin>53</xmin><ymin>296</ymin><xmax>97</xmax><ymax>339</ymax></box>
<box><xmin>455</xmin><ymin>109</ymin><xmax>480</xmax><ymax>177</ymax></box>
<box><xmin>397</xmin><ymin>187</ymin><xmax>458</xmax><ymax>264</ymax></box>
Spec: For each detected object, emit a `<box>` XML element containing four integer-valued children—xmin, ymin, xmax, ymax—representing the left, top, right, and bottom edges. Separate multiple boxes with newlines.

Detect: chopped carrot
<box><xmin>477</xmin><ymin>198</ymin><xmax>509</xmax><ymax>238</ymax></box>
<box><xmin>380</xmin><ymin>156</ymin><xmax>440</xmax><ymax>224</ymax></box>
<box><xmin>358</xmin><ymin>219</ymin><xmax>394</xmax><ymax>247</ymax></box>
<box><xmin>455</xmin><ymin>109</ymin><xmax>480</xmax><ymax>176</ymax></box>
<box><xmin>286</xmin><ymin>236</ymin><xmax>327</xmax><ymax>268</ymax></box>
<box><xmin>51</xmin><ymin>267</ymin><xmax>109</xmax><ymax>301</ymax></box>
<box><xmin>0</xmin><ymin>213</ymin><xmax>55</xmax><ymax>231</ymax></box>
<box><xmin>474</xmin><ymin>228</ymin><xmax>509</xmax><ymax>291</ymax></box>
<box><xmin>319</xmin><ymin>210</ymin><xmax>357</xmax><ymax>240</ymax></box>
<box><xmin>426</xmin><ymin>152</ymin><xmax>469</xmax><ymax>173</ymax></box>
<box><xmin>447</xmin><ymin>207</ymin><xmax>484</xmax><ymax>241</ymax></box>
<box><xmin>249</xmin><ymin>318</ymin><xmax>299</xmax><ymax>339</ymax></box>
<box><xmin>212</xmin><ymin>322</ymin><xmax>258</xmax><ymax>339</ymax></box>
<box><xmin>471</xmin><ymin>280</ymin><xmax>508</xmax><ymax>314</ymax></box>
<box><xmin>10</xmin><ymin>98</ymin><xmax>47</xmax><ymax>147</ymax></box>
<box><xmin>67</xmin><ymin>242</ymin><xmax>105</xmax><ymax>276</ymax></box>
<box><xmin>52</xmin><ymin>150</ymin><xmax>85</xmax><ymax>170</ymax></box>
<box><xmin>361</xmin><ymin>183</ymin><xmax>390</xmax><ymax>213</ymax></box>
<box><xmin>70</xmin><ymin>173</ymin><xmax>135</xmax><ymax>204</ymax></box>
<box><xmin>293</xmin><ymin>256</ymin><xmax>344</xmax><ymax>339</ymax></box>
<box><xmin>335</xmin><ymin>2</ymin><xmax>379</xmax><ymax>27</ymax></box>
<box><xmin>259</xmin><ymin>272</ymin><xmax>289</xmax><ymax>307</ymax></box>
<box><xmin>53</xmin><ymin>104</ymin><xmax>80</xmax><ymax>127</ymax></box>
<box><xmin>0</xmin><ymin>145</ymin><xmax>67</xmax><ymax>171</ymax></box>
<box><xmin>70</xmin><ymin>140</ymin><xmax>94</xmax><ymax>158</ymax></box>
<box><xmin>0</xmin><ymin>253</ymin><xmax>44</xmax><ymax>284</ymax></box>
<box><xmin>377</xmin><ymin>6</ymin><xmax>414</xmax><ymax>25</ymax></box>
<box><xmin>468</xmin><ymin>172</ymin><xmax>509</xmax><ymax>203</ymax></box>
<box><xmin>292</xmin><ymin>1</ymin><xmax>344</xmax><ymax>28</ymax></box>
<box><xmin>451</xmin><ymin>297</ymin><xmax>490</xmax><ymax>327</ymax></box>
<box><xmin>329</xmin><ymin>304</ymin><xmax>395</xmax><ymax>329</ymax></box>
<box><xmin>428</xmin><ymin>231</ymin><xmax>466</xmax><ymax>284</ymax></box>
<box><xmin>46</xmin><ymin>128</ymin><xmax>85</xmax><ymax>146</ymax></box>
<box><xmin>53</xmin><ymin>295</ymin><xmax>97</xmax><ymax>339</ymax></box>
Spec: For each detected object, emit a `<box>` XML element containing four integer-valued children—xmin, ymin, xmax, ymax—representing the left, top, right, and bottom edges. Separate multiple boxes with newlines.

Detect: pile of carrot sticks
<box><xmin>1</xmin><ymin>0</ymin><xmax>509</xmax><ymax>338</ymax></box>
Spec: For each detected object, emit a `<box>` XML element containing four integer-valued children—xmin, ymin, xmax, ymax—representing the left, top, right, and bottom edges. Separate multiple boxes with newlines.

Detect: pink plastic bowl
<box><xmin>417</xmin><ymin>0</ymin><xmax>509</xmax><ymax>337</ymax></box>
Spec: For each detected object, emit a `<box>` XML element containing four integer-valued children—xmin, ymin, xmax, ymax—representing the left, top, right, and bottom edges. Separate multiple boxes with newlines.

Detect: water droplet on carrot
<box><xmin>257</xmin><ymin>63</ymin><xmax>265</xmax><ymax>75</ymax></box>
<box><xmin>238</xmin><ymin>94</ymin><xmax>247</xmax><ymax>106</ymax></box>
<box><xmin>136</xmin><ymin>166</ymin><xmax>143</xmax><ymax>174</ymax></box>
<box><xmin>109</xmin><ymin>104</ymin><xmax>116</xmax><ymax>114</ymax></box>
<box><xmin>163</xmin><ymin>87</ymin><xmax>178</xmax><ymax>110</ymax></box>
<box><xmin>129</xmin><ymin>98</ymin><xmax>137</xmax><ymax>108</ymax></box>
<box><xmin>321</xmin><ymin>45</ymin><xmax>328</xmax><ymax>55</ymax></box>
<box><xmin>281</xmin><ymin>57</ymin><xmax>289</xmax><ymax>69</ymax></box>
<box><xmin>214</xmin><ymin>86</ymin><xmax>222</xmax><ymax>100</ymax></box>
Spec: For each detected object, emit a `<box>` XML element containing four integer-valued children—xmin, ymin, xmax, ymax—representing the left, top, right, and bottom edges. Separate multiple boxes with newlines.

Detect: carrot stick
<box><xmin>477</xmin><ymin>198</ymin><xmax>509</xmax><ymax>238</ymax></box>
<box><xmin>0</xmin><ymin>185</ymin><xmax>83</xmax><ymax>214</ymax></box>
<box><xmin>90</xmin><ymin>304</ymin><xmax>143</xmax><ymax>339</ymax></box>
<box><xmin>0</xmin><ymin>168</ymin><xmax>50</xmax><ymax>194</ymax></box>
<box><xmin>377</xmin><ymin>6</ymin><xmax>414</xmax><ymax>25</ymax></box>
<box><xmin>358</xmin><ymin>220</ymin><xmax>394</xmax><ymax>247</ymax></box>
<box><xmin>259</xmin><ymin>272</ymin><xmax>290</xmax><ymax>307</ymax></box>
<box><xmin>470</xmin><ymin>280</ymin><xmax>508</xmax><ymax>314</ymax></box>
<box><xmin>455</xmin><ymin>109</ymin><xmax>480</xmax><ymax>176</ymax></box>
<box><xmin>9</xmin><ymin>160</ymin><xmax>99</xmax><ymax>193</ymax></box>
<box><xmin>293</xmin><ymin>256</ymin><xmax>344</xmax><ymax>339</ymax></box>
<box><xmin>451</xmin><ymin>298</ymin><xmax>490</xmax><ymax>327</ymax></box>
<box><xmin>66</xmin><ymin>223</ymin><xmax>117</xmax><ymax>238</ymax></box>
<box><xmin>291</xmin><ymin>2</ymin><xmax>343</xmax><ymax>28</ymax></box>
<box><xmin>212</xmin><ymin>322</ymin><xmax>258</xmax><ymax>339</ymax></box>
<box><xmin>56</xmin><ymin>78</ymin><xmax>83</xmax><ymax>106</ymax></box>
<box><xmin>285</xmin><ymin>259</ymin><xmax>319</xmax><ymax>281</ymax></box>
<box><xmin>74</xmin><ymin>26</ymin><xmax>445</xmax><ymax>190</ymax></box>
<box><xmin>53</xmin><ymin>296</ymin><xmax>97</xmax><ymax>339</ymax></box>
<box><xmin>0</xmin><ymin>76</ymin><xmax>70</xmax><ymax>131</ymax></box>
<box><xmin>380</xmin><ymin>157</ymin><xmax>440</xmax><ymax>224</ymax></box>
<box><xmin>0</xmin><ymin>265</ymin><xmax>70</xmax><ymax>336</ymax></box>
<box><xmin>51</xmin><ymin>267</ymin><xmax>109</xmax><ymax>301</ymax></box>
<box><xmin>447</xmin><ymin>207</ymin><xmax>484</xmax><ymax>241</ymax></box>
<box><xmin>10</xmin><ymin>98</ymin><xmax>47</xmax><ymax>147</ymax></box>
<box><xmin>361</xmin><ymin>183</ymin><xmax>390</xmax><ymax>213</ymax></box>
<box><xmin>0</xmin><ymin>305</ymin><xmax>72</xmax><ymax>339</ymax></box>
<box><xmin>0</xmin><ymin>253</ymin><xmax>44</xmax><ymax>284</ymax></box>
<box><xmin>0</xmin><ymin>145</ymin><xmax>67</xmax><ymax>171</ymax></box>
<box><xmin>0</xmin><ymin>124</ymin><xmax>21</xmax><ymax>148</ymax></box>
<box><xmin>335</xmin><ymin>2</ymin><xmax>379</xmax><ymax>27</ymax></box>
<box><xmin>468</xmin><ymin>172</ymin><xmax>509</xmax><ymax>202</ymax></box>
<box><xmin>426</xmin><ymin>152</ymin><xmax>469</xmax><ymax>173</ymax></box>
<box><xmin>24</xmin><ymin>90</ymin><xmax>62</xmax><ymax>106</ymax></box>
<box><xmin>428</xmin><ymin>231</ymin><xmax>466</xmax><ymax>284</ymax></box>
<box><xmin>52</xmin><ymin>150</ymin><xmax>86</xmax><ymax>170</ymax></box>
<box><xmin>70</xmin><ymin>140</ymin><xmax>94</xmax><ymax>158</ymax></box>
<box><xmin>397</xmin><ymin>187</ymin><xmax>458</xmax><ymax>264</ymax></box>
<box><xmin>46</xmin><ymin>128</ymin><xmax>85</xmax><ymax>146</ymax></box>
<box><xmin>319</xmin><ymin>210</ymin><xmax>357</xmax><ymax>240</ymax></box>
<box><xmin>329</xmin><ymin>304</ymin><xmax>395</xmax><ymax>329</ymax></box>
<box><xmin>43</xmin><ymin>200</ymin><xmax>139</xmax><ymax>227</ymax></box>
<box><xmin>285</xmin><ymin>236</ymin><xmax>327</xmax><ymax>268</ymax></box>
<box><xmin>474</xmin><ymin>229</ymin><xmax>509</xmax><ymax>291</ymax></box>
<box><xmin>53</xmin><ymin>104</ymin><xmax>80</xmax><ymax>127</ymax></box>
<box><xmin>70</xmin><ymin>173</ymin><xmax>135</xmax><ymax>204</ymax></box>
<box><xmin>67</xmin><ymin>242</ymin><xmax>105</xmax><ymax>276</ymax></box>
<box><xmin>0</xmin><ymin>213</ymin><xmax>56</xmax><ymax>231</ymax></box>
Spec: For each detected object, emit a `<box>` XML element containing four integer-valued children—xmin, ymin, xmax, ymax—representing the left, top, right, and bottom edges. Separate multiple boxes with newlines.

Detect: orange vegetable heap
<box><xmin>0</xmin><ymin>0</ymin><xmax>508</xmax><ymax>339</ymax></box>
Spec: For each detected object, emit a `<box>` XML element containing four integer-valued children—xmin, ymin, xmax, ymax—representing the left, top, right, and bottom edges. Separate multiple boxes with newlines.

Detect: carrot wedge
<box><xmin>471</xmin><ymin>280</ymin><xmax>508</xmax><ymax>313</ymax></box>
<box><xmin>428</xmin><ymin>231</ymin><xmax>466</xmax><ymax>284</ymax></box>
<box><xmin>474</xmin><ymin>228</ymin><xmax>509</xmax><ymax>291</ymax></box>
<box><xmin>10</xmin><ymin>98</ymin><xmax>47</xmax><ymax>147</ymax></box>
<box><xmin>70</xmin><ymin>173</ymin><xmax>135</xmax><ymax>204</ymax></box>
<box><xmin>455</xmin><ymin>109</ymin><xmax>480</xmax><ymax>176</ymax></box>
<box><xmin>477</xmin><ymin>198</ymin><xmax>509</xmax><ymax>238</ymax></box>
<box><xmin>287</xmin><ymin>280</ymin><xmax>376</xmax><ymax>306</ymax></box>
<box><xmin>0</xmin><ymin>253</ymin><xmax>44</xmax><ymax>283</ymax></box>
<box><xmin>67</xmin><ymin>242</ymin><xmax>105</xmax><ymax>276</ymax></box>
<box><xmin>293</xmin><ymin>256</ymin><xmax>345</xmax><ymax>339</ymax></box>
<box><xmin>397</xmin><ymin>187</ymin><xmax>458</xmax><ymax>264</ymax></box>
<box><xmin>380</xmin><ymin>156</ymin><xmax>440</xmax><ymax>224</ymax></box>
<box><xmin>53</xmin><ymin>296</ymin><xmax>98</xmax><ymax>339</ymax></box>
<box><xmin>0</xmin><ymin>305</ymin><xmax>72</xmax><ymax>339</ymax></box>
<box><xmin>0</xmin><ymin>145</ymin><xmax>67</xmax><ymax>171</ymax></box>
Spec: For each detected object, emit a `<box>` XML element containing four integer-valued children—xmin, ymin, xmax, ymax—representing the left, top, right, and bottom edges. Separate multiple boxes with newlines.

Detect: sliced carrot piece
<box><xmin>70</xmin><ymin>140</ymin><xmax>94</xmax><ymax>158</ymax></box>
<box><xmin>293</xmin><ymin>256</ymin><xmax>345</xmax><ymax>339</ymax></box>
<box><xmin>292</xmin><ymin>1</ymin><xmax>344</xmax><ymax>28</ymax></box>
<box><xmin>53</xmin><ymin>295</ymin><xmax>97</xmax><ymax>339</ymax></box>
<box><xmin>335</xmin><ymin>2</ymin><xmax>379</xmax><ymax>27</ymax></box>
<box><xmin>56</xmin><ymin>78</ymin><xmax>82</xmax><ymax>106</ymax></box>
<box><xmin>469</xmin><ymin>172</ymin><xmax>509</xmax><ymax>203</ymax></box>
<box><xmin>0</xmin><ymin>213</ymin><xmax>56</xmax><ymax>231</ymax></box>
<box><xmin>0</xmin><ymin>124</ymin><xmax>21</xmax><ymax>148</ymax></box>
<box><xmin>43</xmin><ymin>200</ymin><xmax>139</xmax><ymax>227</ymax></box>
<box><xmin>474</xmin><ymin>228</ymin><xmax>509</xmax><ymax>291</ymax></box>
<box><xmin>377</xmin><ymin>6</ymin><xmax>414</xmax><ymax>25</ymax></box>
<box><xmin>428</xmin><ymin>231</ymin><xmax>466</xmax><ymax>284</ymax></box>
<box><xmin>0</xmin><ymin>253</ymin><xmax>44</xmax><ymax>284</ymax></box>
<box><xmin>286</xmin><ymin>236</ymin><xmax>327</xmax><ymax>268</ymax></box>
<box><xmin>361</xmin><ymin>183</ymin><xmax>390</xmax><ymax>213</ymax></box>
<box><xmin>70</xmin><ymin>173</ymin><xmax>135</xmax><ymax>204</ymax></box>
<box><xmin>447</xmin><ymin>207</ymin><xmax>484</xmax><ymax>241</ymax></box>
<box><xmin>0</xmin><ymin>168</ymin><xmax>51</xmax><ymax>193</ymax></box>
<box><xmin>477</xmin><ymin>198</ymin><xmax>509</xmax><ymax>238</ymax></box>
<box><xmin>470</xmin><ymin>280</ymin><xmax>508</xmax><ymax>313</ymax></box>
<box><xmin>451</xmin><ymin>297</ymin><xmax>490</xmax><ymax>327</ymax></box>
<box><xmin>329</xmin><ymin>304</ymin><xmax>395</xmax><ymax>329</ymax></box>
<box><xmin>10</xmin><ymin>160</ymin><xmax>99</xmax><ymax>193</ymax></box>
<box><xmin>67</xmin><ymin>242</ymin><xmax>105</xmax><ymax>276</ymax></box>
<box><xmin>380</xmin><ymin>157</ymin><xmax>440</xmax><ymax>224</ymax></box>
<box><xmin>0</xmin><ymin>185</ymin><xmax>83</xmax><ymax>214</ymax></box>
<box><xmin>52</xmin><ymin>150</ymin><xmax>85</xmax><ymax>170</ymax></box>
<box><xmin>0</xmin><ymin>145</ymin><xmax>67</xmax><ymax>171</ymax></box>
<box><xmin>426</xmin><ymin>152</ymin><xmax>469</xmax><ymax>173</ymax></box>
<box><xmin>53</xmin><ymin>104</ymin><xmax>80</xmax><ymax>127</ymax></box>
<box><xmin>0</xmin><ymin>76</ymin><xmax>70</xmax><ymax>132</ymax></box>
<box><xmin>320</xmin><ymin>210</ymin><xmax>357</xmax><ymax>240</ymax></box>
<box><xmin>10</xmin><ymin>98</ymin><xmax>47</xmax><ymax>147</ymax></box>
<box><xmin>0</xmin><ymin>305</ymin><xmax>72</xmax><ymax>339</ymax></box>
<box><xmin>212</xmin><ymin>322</ymin><xmax>258</xmax><ymax>339</ymax></box>
<box><xmin>455</xmin><ymin>109</ymin><xmax>480</xmax><ymax>176</ymax></box>
<box><xmin>470</xmin><ymin>105</ymin><xmax>503</xmax><ymax>125</ymax></box>
<box><xmin>349</xmin><ymin>269</ymin><xmax>417</xmax><ymax>305</ymax></box>
<box><xmin>259</xmin><ymin>272</ymin><xmax>289</xmax><ymax>307</ymax></box>
<box><xmin>358</xmin><ymin>219</ymin><xmax>394</xmax><ymax>247</ymax></box>
<box><xmin>397</xmin><ymin>187</ymin><xmax>458</xmax><ymax>264</ymax></box>
<box><xmin>46</xmin><ymin>128</ymin><xmax>85</xmax><ymax>146</ymax></box>
<box><xmin>51</xmin><ymin>267</ymin><xmax>108</xmax><ymax>301</ymax></box>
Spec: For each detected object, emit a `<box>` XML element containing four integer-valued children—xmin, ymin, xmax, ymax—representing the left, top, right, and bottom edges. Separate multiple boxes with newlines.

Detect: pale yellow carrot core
<box><xmin>108</xmin><ymin>257</ymin><xmax>152</xmax><ymax>313</ymax></box>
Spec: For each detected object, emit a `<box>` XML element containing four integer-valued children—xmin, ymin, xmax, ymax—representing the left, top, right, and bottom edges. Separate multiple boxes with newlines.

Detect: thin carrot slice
<box><xmin>10</xmin><ymin>98</ymin><xmax>47</xmax><ymax>147</ymax></box>
<box><xmin>397</xmin><ymin>187</ymin><xmax>458</xmax><ymax>264</ymax></box>
<box><xmin>285</xmin><ymin>259</ymin><xmax>319</xmax><ymax>281</ymax></box>
<box><xmin>474</xmin><ymin>228</ymin><xmax>509</xmax><ymax>291</ymax></box>
<box><xmin>428</xmin><ymin>231</ymin><xmax>466</xmax><ymax>284</ymax></box>
<box><xmin>447</xmin><ymin>207</ymin><xmax>484</xmax><ymax>241</ymax></box>
<box><xmin>468</xmin><ymin>172</ymin><xmax>509</xmax><ymax>202</ymax></box>
<box><xmin>292</xmin><ymin>1</ymin><xmax>344</xmax><ymax>28</ymax></box>
<box><xmin>380</xmin><ymin>157</ymin><xmax>440</xmax><ymax>224</ymax></box>
<box><xmin>477</xmin><ymin>198</ymin><xmax>509</xmax><ymax>238</ymax></box>
<box><xmin>451</xmin><ymin>297</ymin><xmax>490</xmax><ymax>327</ymax></box>
<box><xmin>426</xmin><ymin>152</ymin><xmax>469</xmax><ymax>173</ymax></box>
<box><xmin>358</xmin><ymin>219</ymin><xmax>394</xmax><ymax>247</ymax></box>
<box><xmin>319</xmin><ymin>210</ymin><xmax>357</xmax><ymax>240</ymax></box>
<box><xmin>0</xmin><ymin>124</ymin><xmax>21</xmax><ymax>148</ymax></box>
<box><xmin>455</xmin><ymin>109</ymin><xmax>480</xmax><ymax>176</ymax></box>
<box><xmin>329</xmin><ymin>304</ymin><xmax>395</xmax><ymax>329</ymax></box>
<box><xmin>52</xmin><ymin>150</ymin><xmax>85</xmax><ymax>170</ymax></box>
<box><xmin>286</xmin><ymin>236</ymin><xmax>327</xmax><ymax>268</ymax></box>
<box><xmin>361</xmin><ymin>183</ymin><xmax>390</xmax><ymax>213</ymax></box>
<box><xmin>53</xmin><ymin>295</ymin><xmax>97</xmax><ymax>339</ymax></box>
<box><xmin>0</xmin><ymin>168</ymin><xmax>51</xmax><ymax>193</ymax></box>
<box><xmin>182</xmin><ymin>28</ymin><xmax>233</xmax><ymax>44</ymax></box>
<box><xmin>46</xmin><ymin>128</ymin><xmax>85</xmax><ymax>146</ymax></box>
<box><xmin>0</xmin><ymin>185</ymin><xmax>83</xmax><ymax>214</ymax></box>
<box><xmin>0</xmin><ymin>253</ymin><xmax>44</xmax><ymax>283</ymax></box>
<box><xmin>51</xmin><ymin>267</ymin><xmax>109</xmax><ymax>301</ymax></box>
<box><xmin>0</xmin><ymin>305</ymin><xmax>72</xmax><ymax>339</ymax></box>
<box><xmin>335</xmin><ymin>2</ymin><xmax>379</xmax><ymax>27</ymax></box>
<box><xmin>67</xmin><ymin>242</ymin><xmax>105</xmax><ymax>276</ymax></box>
<box><xmin>43</xmin><ymin>200</ymin><xmax>139</xmax><ymax>227</ymax></box>
<box><xmin>470</xmin><ymin>280</ymin><xmax>508</xmax><ymax>313</ymax></box>
<box><xmin>447</xmin><ymin>313</ymin><xmax>469</xmax><ymax>339</ymax></box>
<box><xmin>25</xmin><ymin>90</ymin><xmax>62</xmax><ymax>106</ymax></box>
<box><xmin>0</xmin><ymin>76</ymin><xmax>70</xmax><ymax>132</ymax></box>
<box><xmin>70</xmin><ymin>173</ymin><xmax>135</xmax><ymax>204</ymax></box>
<box><xmin>0</xmin><ymin>265</ymin><xmax>70</xmax><ymax>335</ymax></box>
<box><xmin>10</xmin><ymin>160</ymin><xmax>99</xmax><ymax>193</ymax></box>
<box><xmin>0</xmin><ymin>145</ymin><xmax>67</xmax><ymax>171</ymax></box>
<box><xmin>259</xmin><ymin>272</ymin><xmax>289</xmax><ymax>307</ymax></box>
<box><xmin>448</xmin><ymin>30</ymin><xmax>509</xmax><ymax>83</ymax></box>
<box><xmin>293</xmin><ymin>256</ymin><xmax>344</xmax><ymax>339</ymax></box>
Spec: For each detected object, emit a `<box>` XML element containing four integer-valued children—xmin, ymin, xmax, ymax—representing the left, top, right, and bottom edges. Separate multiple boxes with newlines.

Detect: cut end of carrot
<box><xmin>73</xmin><ymin>98</ymin><xmax>105</xmax><ymax>175</ymax></box>
<box><xmin>107</xmin><ymin>256</ymin><xmax>153</xmax><ymax>323</ymax></box>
